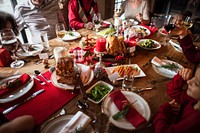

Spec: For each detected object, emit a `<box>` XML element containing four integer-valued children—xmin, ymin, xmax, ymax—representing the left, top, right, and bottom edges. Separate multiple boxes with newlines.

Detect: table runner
<box><xmin>0</xmin><ymin>71</ymin><xmax>77</xmax><ymax>125</ymax></box>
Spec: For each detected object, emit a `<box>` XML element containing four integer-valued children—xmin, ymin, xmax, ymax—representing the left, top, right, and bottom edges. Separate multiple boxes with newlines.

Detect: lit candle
<box><xmin>96</xmin><ymin>38</ymin><xmax>106</xmax><ymax>52</ymax></box>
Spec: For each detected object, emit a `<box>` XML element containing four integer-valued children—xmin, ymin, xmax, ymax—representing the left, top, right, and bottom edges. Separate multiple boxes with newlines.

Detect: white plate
<box><xmin>152</xmin><ymin>59</ymin><xmax>184</xmax><ymax>78</ymax></box>
<box><xmin>0</xmin><ymin>75</ymin><xmax>34</xmax><ymax>103</ymax></box>
<box><xmin>63</xmin><ymin>31</ymin><xmax>81</xmax><ymax>41</ymax></box>
<box><xmin>169</xmin><ymin>39</ymin><xmax>183</xmax><ymax>53</ymax></box>
<box><xmin>51</xmin><ymin>64</ymin><xmax>94</xmax><ymax>90</ymax></box>
<box><xmin>17</xmin><ymin>44</ymin><xmax>43</xmax><ymax>57</ymax></box>
<box><xmin>102</xmin><ymin>91</ymin><xmax>151</xmax><ymax>130</ymax></box>
<box><xmin>131</xmin><ymin>25</ymin><xmax>151</xmax><ymax>37</ymax></box>
<box><xmin>105</xmin><ymin>64</ymin><xmax>146</xmax><ymax>80</ymax></box>
<box><xmin>137</xmin><ymin>39</ymin><xmax>161</xmax><ymax>50</ymax></box>
<box><xmin>86</xmin><ymin>81</ymin><xmax>113</xmax><ymax>104</ymax></box>
<box><xmin>40</xmin><ymin>115</ymin><xmax>93</xmax><ymax>133</ymax></box>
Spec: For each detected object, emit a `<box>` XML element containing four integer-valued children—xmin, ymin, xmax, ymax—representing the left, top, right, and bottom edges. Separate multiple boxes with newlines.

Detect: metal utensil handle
<box><xmin>3</xmin><ymin>89</ymin><xmax>45</xmax><ymax>115</ymax></box>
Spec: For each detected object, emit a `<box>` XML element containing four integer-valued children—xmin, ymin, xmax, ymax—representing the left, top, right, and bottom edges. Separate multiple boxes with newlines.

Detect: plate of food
<box><xmin>169</xmin><ymin>39</ymin><xmax>182</xmax><ymax>53</ymax></box>
<box><xmin>131</xmin><ymin>25</ymin><xmax>151</xmax><ymax>37</ymax></box>
<box><xmin>151</xmin><ymin>57</ymin><xmax>184</xmax><ymax>78</ymax></box>
<box><xmin>97</xmin><ymin>28</ymin><xmax>116</xmax><ymax>36</ymax></box>
<box><xmin>102</xmin><ymin>91</ymin><xmax>151</xmax><ymax>130</ymax></box>
<box><xmin>137</xmin><ymin>39</ymin><xmax>161</xmax><ymax>50</ymax></box>
<box><xmin>17</xmin><ymin>44</ymin><xmax>43</xmax><ymax>57</ymax></box>
<box><xmin>51</xmin><ymin>64</ymin><xmax>94</xmax><ymax>90</ymax></box>
<box><xmin>79</xmin><ymin>35</ymin><xmax>97</xmax><ymax>48</ymax></box>
<box><xmin>63</xmin><ymin>31</ymin><xmax>81</xmax><ymax>41</ymax></box>
<box><xmin>86</xmin><ymin>81</ymin><xmax>113</xmax><ymax>104</ymax></box>
<box><xmin>0</xmin><ymin>74</ymin><xmax>34</xmax><ymax>103</ymax></box>
<box><xmin>40</xmin><ymin>115</ymin><xmax>93</xmax><ymax>133</ymax></box>
<box><xmin>105</xmin><ymin>64</ymin><xmax>146</xmax><ymax>80</ymax></box>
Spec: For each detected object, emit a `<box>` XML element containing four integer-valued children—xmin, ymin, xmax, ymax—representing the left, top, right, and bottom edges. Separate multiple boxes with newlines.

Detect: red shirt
<box><xmin>178</xmin><ymin>34</ymin><xmax>200</xmax><ymax>64</ymax></box>
<box><xmin>153</xmin><ymin>74</ymin><xmax>200</xmax><ymax>133</ymax></box>
<box><xmin>68</xmin><ymin>0</ymin><xmax>98</xmax><ymax>29</ymax></box>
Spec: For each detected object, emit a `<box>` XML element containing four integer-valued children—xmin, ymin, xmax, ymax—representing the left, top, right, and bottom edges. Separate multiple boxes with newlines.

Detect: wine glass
<box><xmin>55</xmin><ymin>23</ymin><xmax>66</xmax><ymax>47</ymax></box>
<box><xmin>162</xmin><ymin>15</ymin><xmax>175</xmax><ymax>46</ymax></box>
<box><xmin>183</xmin><ymin>16</ymin><xmax>194</xmax><ymax>29</ymax></box>
<box><xmin>92</xmin><ymin>13</ymin><xmax>101</xmax><ymax>32</ymax></box>
<box><xmin>0</xmin><ymin>29</ymin><xmax>24</xmax><ymax>68</ymax></box>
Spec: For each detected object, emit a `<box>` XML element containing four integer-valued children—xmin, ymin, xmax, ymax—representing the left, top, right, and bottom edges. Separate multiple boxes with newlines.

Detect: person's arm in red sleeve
<box><xmin>178</xmin><ymin>34</ymin><xmax>200</xmax><ymax>64</ymax></box>
<box><xmin>68</xmin><ymin>0</ymin><xmax>84</xmax><ymax>29</ymax></box>
<box><xmin>153</xmin><ymin>102</ymin><xmax>199</xmax><ymax>133</ymax></box>
<box><xmin>167</xmin><ymin>74</ymin><xmax>189</xmax><ymax>104</ymax></box>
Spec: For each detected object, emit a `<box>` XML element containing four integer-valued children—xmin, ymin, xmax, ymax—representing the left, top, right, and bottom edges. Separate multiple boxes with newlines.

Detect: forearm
<box><xmin>178</xmin><ymin>34</ymin><xmax>200</xmax><ymax>63</ymax></box>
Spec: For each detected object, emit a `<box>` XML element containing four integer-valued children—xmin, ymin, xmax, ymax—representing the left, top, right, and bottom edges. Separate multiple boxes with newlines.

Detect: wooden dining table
<box><xmin>0</xmin><ymin>25</ymin><xmax>195</xmax><ymax>133</ymax></box>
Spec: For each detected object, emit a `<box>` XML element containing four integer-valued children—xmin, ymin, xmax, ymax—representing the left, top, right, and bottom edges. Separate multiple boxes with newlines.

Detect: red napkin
<box><xmin>0</xmin><ymin>73</ymin><xmax>31</xmax><ymax>97</ymax></box>
<box><xmin>0</xmin><ymin>71</ymin><xmax>77</xmax><ymax>126</ymax></box>
<box><xmin>101</xmin><ymin>21</ymin><xmax>110</xmax><ymax>27</ymax></box>
<box><xmin>109</xmin><ymin>90</ymin><xmax>147</xmax><ymax>128</ymax></box>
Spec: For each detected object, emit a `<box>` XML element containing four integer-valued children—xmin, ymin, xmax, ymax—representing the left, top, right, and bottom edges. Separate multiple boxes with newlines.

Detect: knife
<box><xmin>3</xmin><ymin>89</ymin><xmax>45</xmax><ymax>115</ymax></box>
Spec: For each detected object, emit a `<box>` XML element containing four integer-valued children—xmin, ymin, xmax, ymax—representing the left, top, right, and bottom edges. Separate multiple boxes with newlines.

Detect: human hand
<box><xmin>136</xmin><ymin>13</ymin><xmax>143</xmax><ymax>22</ymax></box>
<box><xmin>178</xmin><ymin>68</ymin><xmax>193</xmax><ymax>80</ymax></box>
<box><xmin>169</xmin><ymin>99</ymin><xmax>181</xmax><ymax>115</ymax></box>
<box><xmin>169</xmin><ymin>24</ymin><xmax>188</xmax><ymax>39</ymax></box>
<box><xmin>84</xmin><ymin>22</ymin><xmax>94</xmax><ymax>30</ymax></box>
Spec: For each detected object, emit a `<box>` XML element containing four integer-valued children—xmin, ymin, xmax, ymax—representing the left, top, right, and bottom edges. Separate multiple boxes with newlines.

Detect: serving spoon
<box><xmin>34</xmin><ymin>70</ymin><xmax>51</xmax><ymax>83</ymax></box>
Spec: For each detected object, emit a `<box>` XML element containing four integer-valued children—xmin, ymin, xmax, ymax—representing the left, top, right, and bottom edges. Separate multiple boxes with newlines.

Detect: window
<box><xmin>115</xmin><ymin>0</ymin><xmax>126</xmax><ymax>10</ymax></box>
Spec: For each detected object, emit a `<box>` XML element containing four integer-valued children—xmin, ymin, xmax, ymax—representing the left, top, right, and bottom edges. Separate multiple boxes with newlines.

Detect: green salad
<box><xmin>88</xmin><ymin>83</ymin><xmax>110</xmax><ymax>102</ymax></box>
<box><xmin>98</xmin><ymin>28</ymin><xmax>116</xmax><ymax>36</ymax></box>
<box><xmin>140</xmin><ymin>39</ymin><xmax>157</xmax><ymax>48</ymax></box>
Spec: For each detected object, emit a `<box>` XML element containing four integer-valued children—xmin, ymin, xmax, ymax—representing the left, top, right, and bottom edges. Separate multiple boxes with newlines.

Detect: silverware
<box><xmin>132</xmin><ymin>87</ymin><xmax>153</xmax><ymax>93</ymax></box>
<box><xmin>149</xmin><ymin>78</ymin><xmax>170</xmax><ymax>84</ymax></box>
<box><xmin>34</xmin><ymin>70</ymin><xmax>51</xmax><ymax>83</ymax></box>
<box><xmin>3</xmin><ymin>89</ymin><xmax>45</xmax><ymax>115</ymax></box>
<box><xmin>33</xmin><ymin>76</ymin><xmax>46</xmax><ymax>85</ymax></box>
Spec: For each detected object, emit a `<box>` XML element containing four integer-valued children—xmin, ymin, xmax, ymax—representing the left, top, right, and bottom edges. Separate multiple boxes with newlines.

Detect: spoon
<box><xmin>49</xmin><ymin>66</ymin><xmax>55</xmax><ymax>73</ymax></box>
<box><xmin>34</xmin><ymin>70</ymin><xmax>51</xmax><ymax>83</ymax></box>
<box><xmin>33</xmin><ymin>75</ymin><xmax>46</xmax><ymax>85</ymax></box>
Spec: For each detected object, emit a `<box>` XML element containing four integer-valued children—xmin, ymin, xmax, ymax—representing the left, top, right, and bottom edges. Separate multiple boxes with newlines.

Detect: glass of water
<box><xmin>122</xmin><ymin>74</ymin><xmax>134</xmax><ymax>91</ymax></box>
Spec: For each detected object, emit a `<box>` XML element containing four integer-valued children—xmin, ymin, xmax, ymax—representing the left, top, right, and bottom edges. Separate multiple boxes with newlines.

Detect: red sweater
<box><xmin>68</xmin><ymin>0</ymin><xmax>98</xmax><ymax>29</ymax></box>
<box><xmin>153</xmin><ymin>74</ymin><xmax>200</xmax><ymax>133</ymax></box>
<box><xmin>178</xmin><ymin>34</ymin><xmax>200</xmax><ymax>63</ymax></box>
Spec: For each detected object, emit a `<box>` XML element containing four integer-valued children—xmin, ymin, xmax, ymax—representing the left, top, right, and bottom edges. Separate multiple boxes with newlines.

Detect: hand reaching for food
<box><xmin>178</xmin><ymin>68</ymin><xmax>193</xmax><ymax>80</ymax></box>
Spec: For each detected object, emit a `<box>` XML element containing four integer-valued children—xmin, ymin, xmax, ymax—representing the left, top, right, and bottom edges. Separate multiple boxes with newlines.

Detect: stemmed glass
<box><xmin>0</xmin><ymin>29</ymin><xmax>24</xmax><ymax>68</ymax></box>
<box><xmin>183</xmin><ymin>16</ymin><xmax>194</xmax><ymax>29</ymax></box>
<box><xmin>162</xmin><ymin>15</ymin><xmax>175</xmax><ymax>46</ymax></box>
<box><xmin>92</xmin><ymin>13</ymin><xmax>101</xmax><ymax>32</ymax></box>
<box><xmin>55</xmin><ymin>23</ymin><xmax>66</xmax><ymax>47</ymax></box>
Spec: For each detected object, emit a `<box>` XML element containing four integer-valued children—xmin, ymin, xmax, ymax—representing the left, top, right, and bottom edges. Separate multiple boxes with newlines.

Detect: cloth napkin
<box><xmin>151</xmin><ymin>56</ymin><xmax>166</xmax><ymax>66</ymax></box>
<box><xmin>109</xmin><ymin>90</ymin><xmax>147</xmax><ymax>128</ymax></box>
<box><xmin>59</xmin><ymin>111</ymin><xmax>91</xmax><ymax>133</ymax></box>
<box><xmin>101</xmin><ymin>21</ymin><xmax>110</xmax><ymax>28</ymax></box>
<box><xmin>0</xmin><ymin>71</ymin><xmax>77</xmax><ymax>126</ymax></box>
<box><xmin>0</xmin><ymin>73</ymin><xmax>31</xmax><ymax>97</ymax></box>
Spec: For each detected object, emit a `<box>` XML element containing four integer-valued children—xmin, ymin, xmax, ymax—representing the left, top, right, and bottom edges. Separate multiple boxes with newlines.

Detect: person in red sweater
<box><xmin>169</xmin><ymin>24</ymin><xmax>200</xmax><ymax>64</ymax></box>
<box><xmin>153</xmin><ymin>65</ymin><xmax>200</xmax><ymax>133</ymax></box>
<box><xmin>68</xmin><ymin>0</ymin><xmax>98</xmax><ymax>30</ymax></box>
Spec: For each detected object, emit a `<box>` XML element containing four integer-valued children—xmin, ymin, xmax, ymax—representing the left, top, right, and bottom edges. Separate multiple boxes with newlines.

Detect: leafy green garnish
<box><xmin>66</xmin><ymin>31</ymin><xmax>75</xmax><ymax>36</ymax></box>
<box><xmin>98</xmin><ymin>28</ymin><xmax>116</xmax><ymax>36</ymax></box>
<box><xmin>112</xmin><ymin>105</ymin><xmax>130</xmax><ymax>120</ymax></box>
<box><xmin>88</xmin><ymin>83</ymin><xmax>110</xmax><ymax>102</ymax></box>
<box><xmin>160</xmin><ymin>63</ymin><xmax>179</xmax><ymax>71</ymax></box>
<box><xmin>112</xmin><ymin>100</ymin><xmax>137</xmax><ymax>121</ymax></box>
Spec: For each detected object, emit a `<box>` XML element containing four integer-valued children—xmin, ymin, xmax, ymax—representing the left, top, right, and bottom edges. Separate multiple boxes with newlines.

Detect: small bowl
<box><xmin>86</xmin><ymin>81</ymin><xmax>113</xmax><ymax>104</ymax></box>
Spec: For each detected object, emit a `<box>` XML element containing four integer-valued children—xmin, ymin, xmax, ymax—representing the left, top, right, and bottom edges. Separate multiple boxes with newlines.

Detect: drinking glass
<box><xmin>92</xmin><ymin>13</ymin><xmax>101</xmax><ymax>32</ymax></box>
<box><xmin>162</xmin><ymin>15</ymin><xmax>175</xmax><ymax>46</ymax></box>
<box><xmin>0</xmin><ymin>29</ymin><xmax>24</xmax><ymax>68</ymax></box>
<box><xmin>122</xmin><ymin>74</ymin><xmax>134</xmax><ymax>91</ymax></box>
<box><xmin>55</xmin><ymin>23</ymin><xmax>66</xmax><ymax>47</ymax></box>
<box><xmin>183</xmin><ymin>16</ymin><xmax>194</xmax><ymax>29</ymax></box>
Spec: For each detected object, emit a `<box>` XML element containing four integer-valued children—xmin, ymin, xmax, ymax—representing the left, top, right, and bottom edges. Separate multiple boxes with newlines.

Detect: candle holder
<box><xmin>94</xmin><ymin>48</ymin><xmax>106</xmax><ymax>69</ymax></box>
